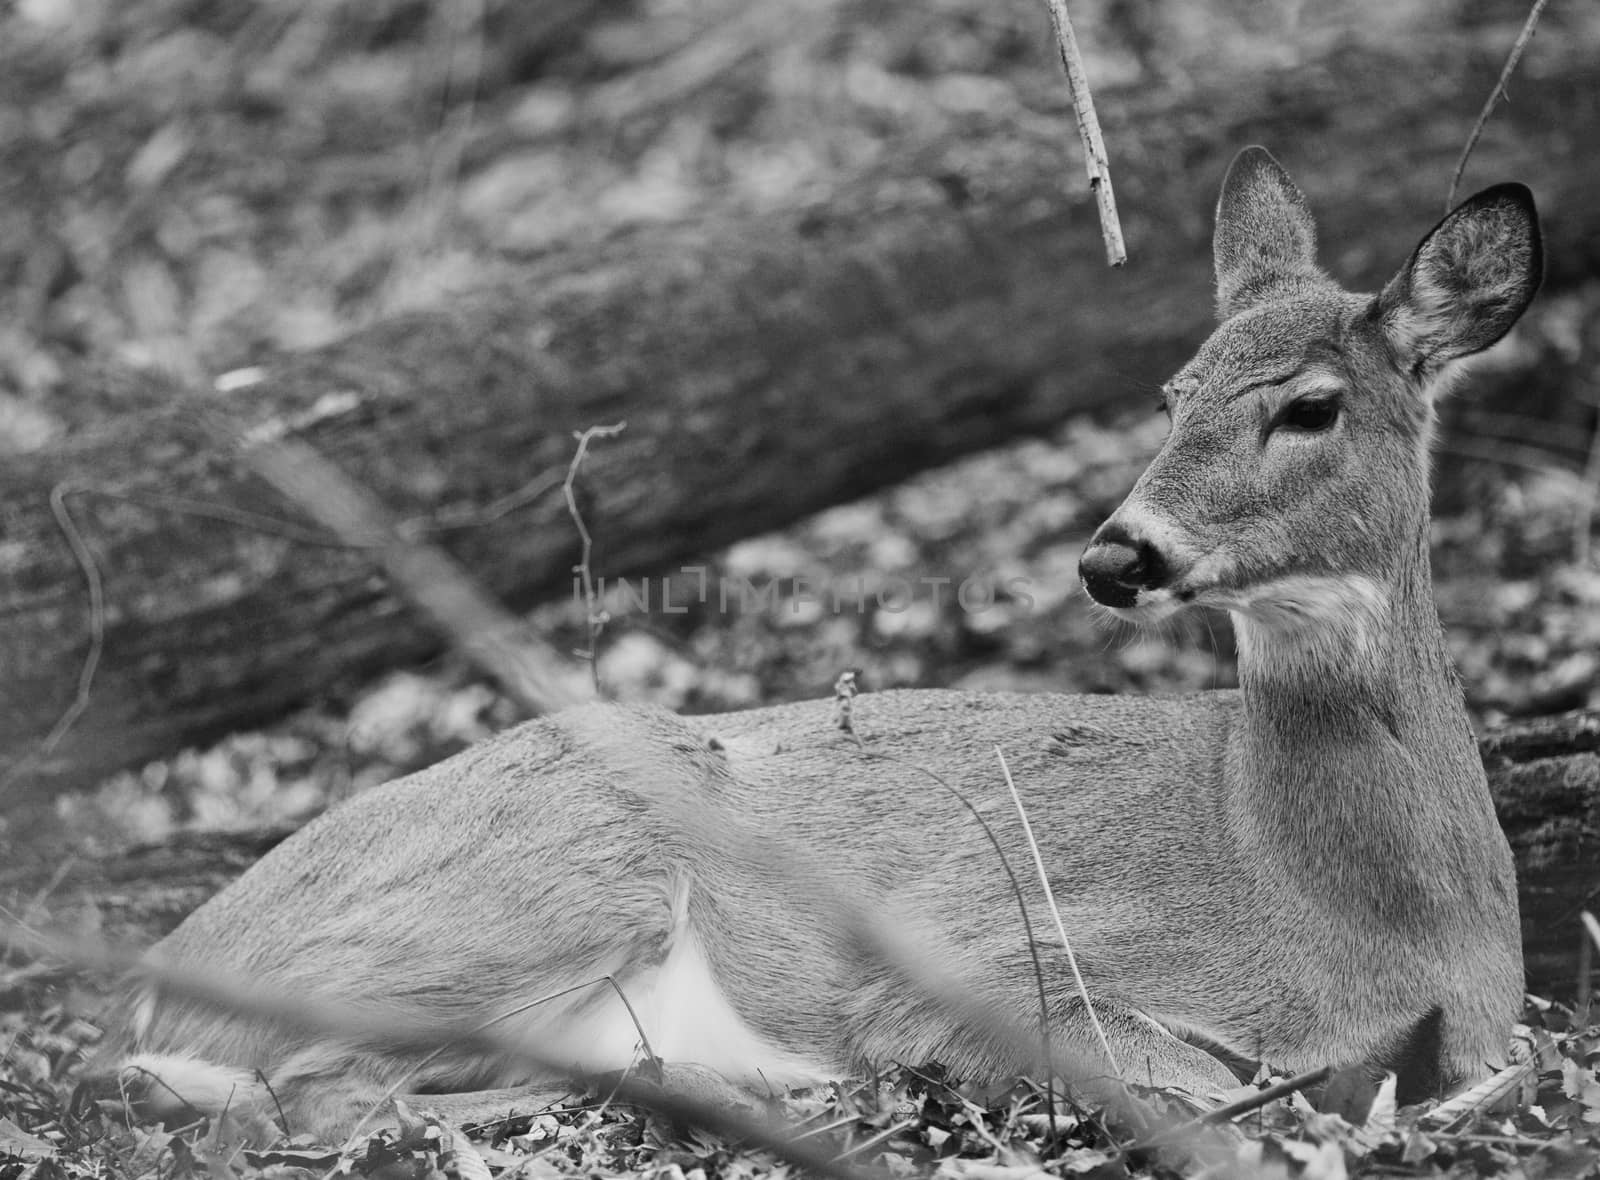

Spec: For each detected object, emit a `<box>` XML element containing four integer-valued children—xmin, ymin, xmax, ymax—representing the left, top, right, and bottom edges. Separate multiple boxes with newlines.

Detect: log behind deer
<box><xmin>101</xmin><ymin>147</ymin><xmax>1539</xmax><ymax>1141</ymax></box>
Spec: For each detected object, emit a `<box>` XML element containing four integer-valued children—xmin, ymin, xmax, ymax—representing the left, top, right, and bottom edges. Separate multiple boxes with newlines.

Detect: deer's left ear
<box><xmin>1374</xmin><ymin>183</ymin><xmax>1542</xmax><ymax>377</ymax></box>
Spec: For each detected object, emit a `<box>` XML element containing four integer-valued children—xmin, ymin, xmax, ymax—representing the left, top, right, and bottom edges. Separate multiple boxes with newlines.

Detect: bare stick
<box><xmin>1446</xmin><ymin>0</ymin><xmax>1552</xmax><ymax>211</ymax></box>
<box><xmin>564</xmin><ymin>422</ymin><xmax>627</xmax><ymax>694</ymax></box>
<box><xmin>37</xmin><ymin>484</ymin><xmax>106</xmax><ymax>754</ymax></box>
<box><xmin>1198</xmin><ymin>1066</ymin><xmax>1330</xmax><ymax>1125</ymax></box>
<box><xmin>1041</xmin><ymin>0</ymin><xmax>1126</xmax><ymax>267</ymax></box>
<box><xmin>830</xmin><ymin>1118</ymin><xmax>919</xmax><ymax>1163</ymax></box>
<box><xmin>0</xmin><ymin>484</ymin><xmax>109</xmax><ymax>797</ymax></box>
<box><xmin>1130</xmin><ymin>1065</ymin><xmax>1331</xmax><ymax>1152</ymax></box>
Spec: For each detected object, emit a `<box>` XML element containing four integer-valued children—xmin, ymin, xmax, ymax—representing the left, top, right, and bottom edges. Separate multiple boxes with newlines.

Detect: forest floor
<box><xmin>2</xmin><ymin>0</ymin><xmax>1598</xmax><ymax>1177</ymax></box>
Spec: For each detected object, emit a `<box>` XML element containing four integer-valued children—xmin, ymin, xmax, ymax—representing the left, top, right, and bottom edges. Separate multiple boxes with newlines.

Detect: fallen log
<box><xmin>3</xmin><ymin>41</ymin><xmax>1598</xmax><ymax>809</ymax></box>
<box><xmin>1486</xmin><ymin>709</ymin><xmax>1600</xmax><ymax>998</ymax></box>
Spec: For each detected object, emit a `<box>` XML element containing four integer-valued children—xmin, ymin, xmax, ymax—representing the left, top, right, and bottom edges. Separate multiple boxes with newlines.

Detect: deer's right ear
<box><xmin>1374</xmin><ymin>183</ymin><xmax>1542</xmax><ymax>378</ymax></box>
<box><xmin>1213</xmin><ymin>146</ymin><xmax>1321</xmax><ymax>321</ymax></box>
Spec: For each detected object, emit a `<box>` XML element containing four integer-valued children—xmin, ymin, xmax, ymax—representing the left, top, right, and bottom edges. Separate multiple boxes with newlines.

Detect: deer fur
<box><xmin>98</xmin><ymin>147</ymin><xmax>1538</xmax><ymax>1142</ymax></box>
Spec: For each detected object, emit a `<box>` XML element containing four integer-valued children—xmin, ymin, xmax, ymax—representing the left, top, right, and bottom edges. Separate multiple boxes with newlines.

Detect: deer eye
<box><xmin>1276</xmin><ymin>396</ymin><xmax>1340</xmax><ymax>433</ymax></box>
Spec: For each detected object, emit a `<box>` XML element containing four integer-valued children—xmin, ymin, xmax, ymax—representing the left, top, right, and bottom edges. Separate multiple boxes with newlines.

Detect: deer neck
<box><xmin>1225</xmin><ymin>523</ymin><xmax>1489</xmax><ymax>916</ymax></box>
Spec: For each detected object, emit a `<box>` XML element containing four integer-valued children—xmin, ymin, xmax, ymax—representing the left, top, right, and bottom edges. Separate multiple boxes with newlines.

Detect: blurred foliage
<box><xmin>2</xmin><ymin>0</ymin><xmax>1593</xmax><ymax>415</ymax></box>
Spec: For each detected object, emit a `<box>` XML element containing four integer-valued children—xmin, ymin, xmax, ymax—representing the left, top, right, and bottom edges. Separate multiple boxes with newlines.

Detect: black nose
<box><xmin>1079</xmin><ymin>524</ymin><xmax>1167</xmax><ymax>608</ymax></box>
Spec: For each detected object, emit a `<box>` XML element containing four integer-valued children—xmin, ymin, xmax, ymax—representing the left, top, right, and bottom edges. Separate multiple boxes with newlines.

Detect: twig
<box><xmin>787</xmin><ymin>1112</ymin><xmax>865</xmax><ymax>1143</ymax></box>
<box><xmin>399</xmin><ymin>469</ymin><xmax>566</xmax><ymax>537</ymax></box>
<box><xmin>1198</xmin><ymin>1066</ymin><xmax>1331</xmax><ymax>1125</ymax></box>
<box><xmin>415</xmin><ymin>0</ymin><xmax>483</xmax><ymax>257</ymax></box>
<box><xmin>21</xmin><ymin>855</ymin><xmax>78</xmax><ymax>929</ymax></box>
<box><xmin>563</xmin><ymin>422</ymin><xmax>626</xmax><ymax>694</ymax></box>
<box><xmin>1446</xmin><ymin>1132</ymin><xmax>1570</xmax><ymax>1149</ymax></box>
<box><xmin>830</xmin><ymin>1118</ymin><xmax>918</xmax><ymax>1163</ymax></box>
<box><xmin>1130</xmin><ymin>1066</ymin><xmax>1331</xmax><ymax>1152</ymax></box>
<box><xmin>6</xmin><ymin>924</ymin><xmax>871</xmax><ymax>1180</ymax></box>
<box><xmin>995</xmin><ymin>745</ymin><xmax>1121</xmax><ymax>1079</ymax></box>
<box><xmin>1446</xmin><ymin>0</ymin><xmax>1552</xmax><ymax>211</ymax></box>
<box><xmin>588</xmin><ymin>0</ymin><xmax>812</xmax><ymax>129</ymax></box>
<box><xmin>897</xmin><ymin>1065</ymin><xmax>1022</xmax><ymax>1157</ymax></box>
<box><xmin>258</xmin><ymin>1070</ymin><xmax>291</xmax><ymax>1140</ymax></box>
<box><xmin>1040</xmin><ymin>0</ymin><xmax>1125</xmax><ymax>266</ymax></box>
<box><xmin>0</xmin><ymin>484</ymin><xmax>111</xmax><ymax>798</ymax></box>
<box><xmin>65</xmin><ymin>487</ymin><xmax>365</xmax><ymax>547</ymax></box>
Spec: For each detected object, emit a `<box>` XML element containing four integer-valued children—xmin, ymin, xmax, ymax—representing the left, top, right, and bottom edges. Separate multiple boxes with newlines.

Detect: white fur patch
<box><xmin>129</xmin><ymin>985</ymin><xmax>157</xmax><ymax>1043</ymax></box>
<box><xmin>120</xmin><ymin>1052</ymin><xmax>270</xmax><ymax>1117</ymax></box>
<box><xmin>528</xmin><ymin>924</ymin><xmax>829</xmax><ymax>1088</ymax></box>
<box><xmin>1225</xmin><ymin>573</ymin><xmax>1390</xmax><ymax>677</ymax></box>
<box><xmin>492</xmin><ymin>870</ymin><xmax>829</xmax><ymax>1090</ymax></box>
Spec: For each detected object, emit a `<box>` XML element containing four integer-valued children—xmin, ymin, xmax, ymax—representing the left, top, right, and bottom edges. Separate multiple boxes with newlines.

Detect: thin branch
<box><xmin>399</xmin><ymin>469</ymin><xmax>566</xmax><ymax>537</ymax></box>
<box><xmin>830</xmin><ymin>1119</ymin><xmax>918</xmax><ymax>1163</ymax></box>
<box><xmin>563</xmin><ymin>422</ymin><xmax>626</xmax><ymax>694</ymax></box>
<box><xmin>1198</xmin><ymin>1066</ymin><xmax>1331</xmax><ymax>1125</ymax></box>
<box><xmin>258</xmin><ymin>1070</ymin><xmax>292</xmax><ymax>1140</ymax></box>
<box><xmin>1446</xmin><ymin>0</ymin><xmax>1552</xmax><ymax>211</ymax></box>
<box><xmin>1129</xmin><ymin>1066</ymin><xmax>1332</xmax><ymax>1153</ymax></box>
<box><xmin>0</xmin><ymin>484</ymin><xmax>109</xmax><ymax>797</ymax></box>
<box><xmin>417</xmin><ymin>0</ymin><xmax>483</xmax><ymax>255</ymax></box>
<box><xmin>1041</xmin><ymin>0</ymin><xmax>1125</xmax><ymax>266</ymax></box>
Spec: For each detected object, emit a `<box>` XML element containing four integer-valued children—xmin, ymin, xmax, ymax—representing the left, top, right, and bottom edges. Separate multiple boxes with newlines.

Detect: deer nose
<box><xmin>1079</xmin><ymin>524</ymin><xmax>1168</xmax><ymax>608</ymax></box>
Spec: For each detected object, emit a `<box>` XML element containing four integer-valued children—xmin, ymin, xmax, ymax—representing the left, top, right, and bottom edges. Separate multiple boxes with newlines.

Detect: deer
<box><xmin>98</xmin><ymin>147</ymin><xmax>1538</xmax><ymax>1143</ymax></box>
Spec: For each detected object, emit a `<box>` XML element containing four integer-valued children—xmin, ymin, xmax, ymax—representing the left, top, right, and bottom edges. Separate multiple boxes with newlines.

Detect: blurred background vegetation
<box><xmin>0</xmin><ymin>0</ymin><xmax>1594</xmax><ymax>845</ymax></box>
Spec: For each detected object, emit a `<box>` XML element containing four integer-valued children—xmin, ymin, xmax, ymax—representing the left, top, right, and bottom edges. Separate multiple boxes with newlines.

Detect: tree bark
<box><xmin>5</xmin><ymin>710</ymin><xmax>1595</xmax><ymax>1000</ymax></box>
<box><xmin>1485</xmin><ymin>709</ymin><xmax>1600</xmax><ymax>999</ymax></box>
<box><xmin>3</xmin><ymin>42</ymin><xmax>1598</xmax><ymax>805</ymax></box>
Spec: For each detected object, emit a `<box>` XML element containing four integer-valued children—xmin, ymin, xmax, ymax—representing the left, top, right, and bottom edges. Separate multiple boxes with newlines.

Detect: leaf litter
<box><xmin>3</xmin><ymin>989</ymin><xmax>1599</xmax><ymax>1180</ymax></box>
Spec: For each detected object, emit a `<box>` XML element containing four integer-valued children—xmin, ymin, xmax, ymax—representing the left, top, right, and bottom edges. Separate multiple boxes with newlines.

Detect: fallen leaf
<box><xmin>1560</xmin><ymin>1060</ymin><xmax>1600</xmax><ymax>1122</ymax></box>
<box><xmin>1400</xmin><ymin>1129</ymin><xmax>1436</xmax><ymax>1165</ymax></box>
<box><xmin>0</xmin><ymin>1117</ymin><xmax>55</xmax><ymax>1160</ymax></box>
<box><xmin>1277</xmin><ymin>1138</ymin><xmax>1348</xmax><ymax>1180</ymax></box>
